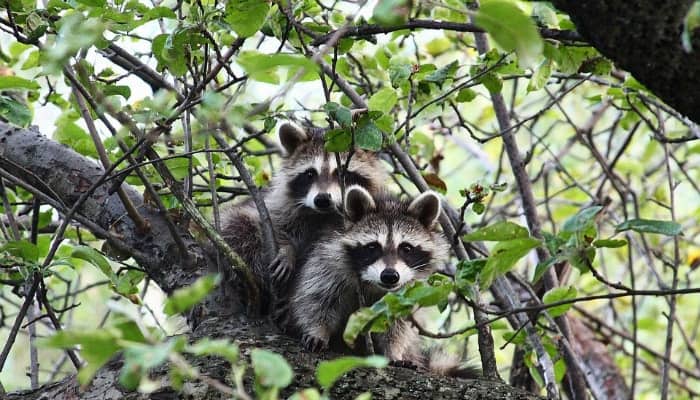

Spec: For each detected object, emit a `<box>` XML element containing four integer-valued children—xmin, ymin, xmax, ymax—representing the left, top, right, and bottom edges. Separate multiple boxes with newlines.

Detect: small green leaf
<box><xmin>0</xmin><ymin>95</ymin><xmax>32</xmax><ymax>127</ymax></box>
<box><xmin>187</xmin><ymin>338</ymin><xmax>239</xmax><ymax>364</ymax></box>
<box><xmin>344</xmin><ymin>306</ymin><xmax>382</xmax><ymax>346</ymax></box>
<box><xmin>251</xmin><ymin>349</ymin><xmax>294</xmax><ymax>388</ymax></box>
<box><xmin>324</xmin><ymin>128</ymin><xmax>352</xmax><ymax>152</ymax></box>
<box><xmin>480</xmin><ymin>72</ymin><xmax>503</xmax><ymax>94</ymax></box>
<box><xmin>463</xmin><ymin>221</ymin><xmax>530</xmax><ymax>242</ymax></box>
<box><xmin>163</xmin><ymin>275</ymin><xmax>219</xmax><ymax>316</ymax></box>
<box><xmin>456</xmin><ymin>88</ymin><xmax>477</xmax><ymax>103</ymax></box>
<box><xmin>368</xmin><ymin>87</ymin><xmax>398</xmax><ymax>114</ymax></box>
<box><xmin>120</xmin><ymin>338</ymin><xmax>185</xmax><ymax>390</ymax></box>
<box><xmin>289</xmin><ymin>389</ymin><xmax>322</xmax><ymax>400</ymax></box>
<box><xmin>2</xmin><ymin>240</ymin><xmax>39</xmax><ymax>262</ymax></box>
<box><xmin>593</xmin><ymin>239</ymin><xmax>627</xmax><ymax>248</ymax></box>
<box><xmin>423</xmin><ymin>60</ymin><xmax>458</xmax><ymax>87</ymax></box>
<box><xmin>532</xmin><ymin>256</ymin><xmax>558</xmax><ymax>283</ymax></box>
<box><xmin>225</xmin><ymin>0</ymin><xmax>270</xmax><ymax>38</ymax></box>
<box><xmin>324</xmin><ymin>102</ymin><xmax>353</xmax><ymax>127</ymax></box>
<box><xmin>40</xmin><ymin>329</ymin><xmax>122</xmax><ymax>385</ymax></box>
<box><xmin>542</xmin><ymin>286</ymin><xmax>577</xmax><ymax>317</ymax></box>
<box><xmin>72</xmin><ymin>245</ymin><xmax>117</xmax><ymax>282</ymax></box>
<box><xmin>355</xmin><ymin>117</ymin><xmax>383</xmax><ymax>151</ymax></box>
<box><xmin>615</xmin><ymin>219</ymin><xmax>682</xmax><ymax>236</ymax></box>
<box><xmin>561</xmin><ymin>206</ymin><xmax>602</xmax><ymax>234</ymax></box>
<box><xmin>388</xmin><ymin>63</ymin><xmax>412</xmax><ymax>88</ymax></box>
<box><xmin>480</xmin><ymin>237</ymin><xmax>540</xmax><ymax>289</ymax></box>
<box><xmin>372</xmin><ymin>0</ymin><xmax>409</xmax><ymax>26</ymax></box>
<box><xmin>317</xmin><ymin>356</ymin><xmax>388</xmax><ymax>390</ymax></box>
<box><xmin>474</xmin><ymin>0</ymin><xmax>544</xmax><ymax>68</ymax></box>
<box><xmin>527</xmin><ymin>59</ymin><xmax>552</xmax><ymax>92</ymax></box>
<box><xmin>0</xmin><ymin>76</ymin><xmax>39</xmax><ymax>90</ymax></box>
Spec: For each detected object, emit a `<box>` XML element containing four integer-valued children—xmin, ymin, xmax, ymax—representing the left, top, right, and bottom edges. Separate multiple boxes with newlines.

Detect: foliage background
<box><xmin>0</xmin><ymin>0</ymin><xmax>699</xmax><ymax>399</ymax></box>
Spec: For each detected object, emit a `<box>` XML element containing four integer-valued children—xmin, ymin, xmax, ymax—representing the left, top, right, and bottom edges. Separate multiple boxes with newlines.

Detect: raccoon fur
<box><xmin>221</xmin><ymin>123</ymin><xmax>388</xmax><ymax>313</ymax></box>
<box><xmin>288</xmin><ymin>186</ymin><xmax>448</xmax><ymax>360</ymax></box>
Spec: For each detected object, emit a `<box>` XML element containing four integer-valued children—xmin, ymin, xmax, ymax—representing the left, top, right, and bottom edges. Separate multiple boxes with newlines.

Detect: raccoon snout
<box><xmin>314</xmin><ymin>193</ymin><xmax>332</xmax><ymax>209</ymax></box>
<box><xmin>380</xmin><ymin>269</ymin><xmax>400</xmax><ymax>285</ymax></box>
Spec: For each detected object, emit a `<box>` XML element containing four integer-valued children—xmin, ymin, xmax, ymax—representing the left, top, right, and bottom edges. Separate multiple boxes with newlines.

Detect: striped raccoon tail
<box><xmin>422</xmin><ymin>345</ymin><xmax>481</xmax><ymax>379</ymax></box>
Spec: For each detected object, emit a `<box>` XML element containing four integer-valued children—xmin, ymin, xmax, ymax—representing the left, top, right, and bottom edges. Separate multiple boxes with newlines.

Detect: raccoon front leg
<box><xmin>269</xmin><ymin>244</ymin><xmax>296</xmax><ymax>286</ymax></box>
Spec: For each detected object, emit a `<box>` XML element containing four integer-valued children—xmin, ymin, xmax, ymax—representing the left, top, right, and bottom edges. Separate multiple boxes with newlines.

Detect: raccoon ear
<box><xmin>345</xmin><ymin>185</ymin><xmax>375</xmax><ymax>222</ymax></box>
<box><xmin>279</xmin><ymin>123</ymin><xmax>309</xmax><ymax>155</ymax></box>
<box><xmin>408</xmin><ymin>191</ymin><xmax>441</xmax><ymax>228</ymax></box>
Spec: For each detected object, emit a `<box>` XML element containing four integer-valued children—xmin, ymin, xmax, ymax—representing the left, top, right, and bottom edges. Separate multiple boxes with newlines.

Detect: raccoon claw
<box><xmin>301</xmin><ymin>334</ymin><xmax>328</xmax><ymax>352</ymax></box>
<box><xmin>270</xmin><ymin>253</ymin><xmax>293</xmax><ymax>286</ymax></box>
<box><xmin>389</xmin><ymin>360</ymin><xmax>418</xmax><ymax>370</ymax></box>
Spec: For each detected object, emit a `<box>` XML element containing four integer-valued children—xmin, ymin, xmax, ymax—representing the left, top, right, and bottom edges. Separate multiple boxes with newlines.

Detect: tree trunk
<box><xmin>551</xmin><ymin>0</ymin><xmax>700</xmax><ymax>124</ymax></box>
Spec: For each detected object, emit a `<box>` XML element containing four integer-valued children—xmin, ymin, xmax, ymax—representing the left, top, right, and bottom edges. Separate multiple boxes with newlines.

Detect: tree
<box><xmin>0</xmin><ymin>1</ymin><xmax>698</xmax><ymax>399</ymax></box>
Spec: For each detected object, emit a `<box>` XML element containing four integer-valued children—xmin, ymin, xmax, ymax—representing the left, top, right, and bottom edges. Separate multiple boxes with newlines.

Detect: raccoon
<box><xmin>221</xmin><ymin>123</ymin><xmax>388</xmax><ymax>312</ymax></box>
<box><xmin>288</xmin><ymin>185</ymin><xmax>450</xmax><ymax>363</ymax></box>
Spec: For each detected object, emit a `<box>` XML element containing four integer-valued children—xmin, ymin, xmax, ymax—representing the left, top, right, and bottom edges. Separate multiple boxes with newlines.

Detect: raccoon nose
<box><xmin>380</xmin><ymin>269</ymin><xmax>400</xmax><ymax>285</ymax></box>
<box><xmin>314</xmin><ymin>193</ymin><xmax>332</xmax><ymax>209</ymax></box>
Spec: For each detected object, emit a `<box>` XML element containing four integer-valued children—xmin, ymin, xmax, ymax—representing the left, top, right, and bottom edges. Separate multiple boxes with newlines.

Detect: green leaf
<box><xmin>480</xmin><ymin>72</ymin><xmax>503</xmax><ymax>94</ymax></box>
<box><xmin>343</xmin><ymin>306</ymin><xmax>382</xmax><ymax>346</ymax></box>
<box><xmin>0</xmin><ymin>76</ymin><xmax>39</xmax><ymax>90</ymax></box>
<box><xmin>456</xmin><ymin>88</ymin><xmax>477</xmax><ymax>103</ymax></box>
<box><xmin>225</xmin><ymin>0</ymin><xmax>270</xmax><ymax>38</ymax></box>
<box><xmin>72</xmin><ymin>245</ymin><xmax>117</xmax><ymax>282</ymax></box>
<box><xmin>480</xmin><ymin>237</ymin><xmax>540</xmax><ymax>289</ymax></box>
<box><xmin>542</xmin><ymin>286</ymin><xmax>577</xmax><ymax>317</ymax></box>
<box><xmin>324</xmin><ymin>102</ymin><xmax>353</xmax><ymax>127</ymax></box>
<box><xmin>115</xmin><ymin>269</ymin><xmax>146</xmax><ymax>296</ymax></box>
<box><xmin>527</xmin><ymin>59</ymin><xmax>552</xmax><ymax>92</ymax></box>
<box><xmin>164</xmin><ymin>156</ymin><xmax>199</xmax><ymax>180</ymax></box>
<box><xmin>187</xmin><ymin>338</ymin><xmax>239</xmax><ymax>364</ymax></box>
<box><xmin>76</xmin><ymin>0</ymin><xmax>105</xmax><ymax>7</ymax></box>
<box><xmin>1</xmin><ymin>240</ymin><xmax>39</xmax><ymax>262</ymax></box>
<box><xmin>251</xmin><ymin>349</ymin><xmax>294</xmax><ymax>388</ymax></box>
<box><xmin>237</xmin><ymin>51</ymin><xmax>319</xmax><ymax>83</ymax></box>
<box><xmin>163</xmin><ymin>275</ymin><xmax>219</xmax><ymax>316</ymax></box>
<box><xmin>463</xmin><ymin>221</ymin><xmax>530</xmax><ymax>242</ymax></box>
<box><xmin>423</xmin><ymin>60</ymin><xmax>458</xmax><ymax>87</ymax></box>
<box><xmin>593</xmin><ymin>239</ymin><xmax>627</xmax><ymax>248</ymax></box>
<box><xmin>388</xmin><ymin>63</ymin><xmax>412</xmax><ymax>88</ymax></box>
<box><xmin>474</xmin><ymin>0</ymin><xmax>543</xmax><ymax>68</ymax></box>
<box><xmin>456</xmin><ymin>259</ymin><xmax>487</xmax><ymax>296</ymax></box>
<box><xmin>289</xmin><ymin>389</ymin><xmax>322</xmax><ymax>400</ymax></box>
<box><xmin>368</xmin><ymin>87</ymin><xmax>398</xmax><ymax>114</ymax></box>
<box><xmin>317</xmin><ymin>356</ymin><xmax>388</xmax><ymax>390</ymax></box>
<box><xmin>560</xmin><ymin>206</ymin><xmax>602</xmax><ymax>236</ymax></box>
<box><xmin>40</xmin><ymin>329</ymin><xmax>122</xmax><ymax>385</ymax></box>
<box><xmin>324</xmin><ymin>128</ymin><xmax>352</xmax><ymax>152</ymax></box>
<box><xmin>120</xmin><ymin>338</ymin><xmax>185</xmax><ymax>390</ymax></box>
<box><xmin>0</xmin><ymin>95</ymin><xmax>32</xmax><ymax>127</ymax></box>
<box><xmin>373</xmin><ymin>0</ymin><xmax>409</xmax><ymax>26</ymax></box>
<box><xmin>404</xmin><ymin>275</ymin><xmax>454</xmax><ymax>307</ymax></box>
<box><xmin>355</xmin><ymin>117</ymin><xmax>383</xmax><ymax>151</ymax></box>
<box><xmin>54</xmin><ymin>120</ymin><xmax>98</xmax><ymax>158</ymax></box>
<box><xmin>615</xmin><ymin>219</ymin><xmax>682</xmax><ymax>236</ymax></box>
<box><xmin>533</xmin><ymin>256</ymin><xmax>558</xmax><ymax>283</ymax></box>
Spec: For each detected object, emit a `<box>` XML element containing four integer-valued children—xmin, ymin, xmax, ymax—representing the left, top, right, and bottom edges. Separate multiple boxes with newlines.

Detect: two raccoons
<box><xmin>222</xmin><ymin>122</ymin><xmax>477</xmax><ymax>377</ymax></box>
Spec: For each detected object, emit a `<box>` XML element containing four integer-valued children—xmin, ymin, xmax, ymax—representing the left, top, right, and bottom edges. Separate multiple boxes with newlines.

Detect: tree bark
<box><xmin>551</xmin><ymin>0</ymin><xmax>700</xmax><ymax>124</ymax></box>
<box><xmin>0</xmin><ymin>122</ymin><xmax>538</xmax><ymax>399</ymax></box>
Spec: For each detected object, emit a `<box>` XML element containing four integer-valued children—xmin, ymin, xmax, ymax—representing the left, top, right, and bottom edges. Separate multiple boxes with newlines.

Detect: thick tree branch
<box><xmin>551</xmin><ymin>0</ymin><xmax>700</xmax><ymax>124</ymax></box>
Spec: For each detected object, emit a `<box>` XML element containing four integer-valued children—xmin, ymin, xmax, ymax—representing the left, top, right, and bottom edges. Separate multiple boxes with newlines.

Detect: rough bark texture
<box><xmin>7</xmin><ymin>317</ymin><xmax>542</xmax><ymax>400</ymax></box>
<box><xmin>0</xmin><ymin>122</ymin><xmax>538</xmax><ymax>399</ymax></box>
<box><xmin>551</xmin><ymin>0</ymin><xmax>700</xmax><ymax>124</ymax></box>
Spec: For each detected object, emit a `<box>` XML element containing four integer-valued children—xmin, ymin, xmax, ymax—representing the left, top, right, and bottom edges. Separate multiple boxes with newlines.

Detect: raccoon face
<box><xmin>342</xmin><ymin>186</ymin><xmax>446</xmax><ymax>291</ymax></box>
<box><xmin>278</xmin><ymin>123</ymin><xmax>378</xmax><ymax>213</ymax></box>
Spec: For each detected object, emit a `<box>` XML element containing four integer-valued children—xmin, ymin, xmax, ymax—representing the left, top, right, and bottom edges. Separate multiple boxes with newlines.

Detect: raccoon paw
<box><xmin>301</xmin><ymin>334</ymin><xmax>328</xmax><ymax>352</ymax></box>
<box><xmin>270</xmin><ymin>251</ymin><xmax>294</xmax><ymax>286</ymax></box>
<box><xmin>271</xmin><ymin>305</ymin><xmax>291</xmax><ymax>331</ymax></box>
<box><xmin>389</xmin><ymin>360</ymin><xmax>419</xmax><ymax>370</ymax></box>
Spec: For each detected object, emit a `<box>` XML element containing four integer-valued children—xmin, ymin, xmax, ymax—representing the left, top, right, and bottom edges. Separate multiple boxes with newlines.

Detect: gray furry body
<box><xmin>221</xmin><ymin>123</ymin><xmax>387</xmax><ymax>313</ymax></box>
<box><xmin>288</xmin><ymin>187</ymin><xmax>450</xmax><ymax>363</ymax></box>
